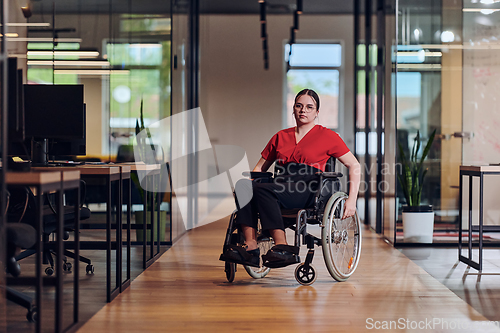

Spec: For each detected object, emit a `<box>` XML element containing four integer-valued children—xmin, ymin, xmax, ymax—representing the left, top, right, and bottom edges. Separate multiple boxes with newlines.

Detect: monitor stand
<box><xmin>31</xmin><ymin>138</ymin><xmax>49</xmax><ymax>166</ymax></box>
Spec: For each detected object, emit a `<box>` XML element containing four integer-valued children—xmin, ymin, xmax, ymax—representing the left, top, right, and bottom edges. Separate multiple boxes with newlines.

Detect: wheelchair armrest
<box><xmin>242</xmin><ymin>171</ymin><xmax>274</xmax><ymax>179</ymax></box>
<box><xmin>316</xmin><ymin>172</ymin><xmax>343</xmax><ymax>178</ymax></box>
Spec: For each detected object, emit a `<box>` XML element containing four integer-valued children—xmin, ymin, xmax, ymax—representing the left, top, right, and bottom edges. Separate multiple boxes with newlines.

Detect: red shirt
<box><xmin>261</xmin><ymin>125</ymin><xmax>350</xmax><ymax>171</ymax></box>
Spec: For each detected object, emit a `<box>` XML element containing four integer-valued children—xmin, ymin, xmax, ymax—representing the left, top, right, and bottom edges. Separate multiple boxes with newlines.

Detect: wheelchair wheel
<box><xmin>225</xmin><ymin>262</ymin><xmax>236</xmax><ymax>282</ymax></box>
<box><xmin>244</xmin><ymin>235</ymin><xmax>274</xmax><ymax>279</ymax></box>
<box><xmin>295</xmin><ymin>263</ymin><xmax>317</xmax><ymax>286</ymax></box>
<box><xmin>321</xmin><ymin>192</ymin><xmax>362</xmax><ymax>282</ymax></box>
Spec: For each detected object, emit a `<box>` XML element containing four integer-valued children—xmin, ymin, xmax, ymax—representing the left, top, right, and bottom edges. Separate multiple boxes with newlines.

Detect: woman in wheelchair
<box><xmin>220</xmin><ymin>88</ymin><xmax>361</xmax><ymax>271</ymax></box>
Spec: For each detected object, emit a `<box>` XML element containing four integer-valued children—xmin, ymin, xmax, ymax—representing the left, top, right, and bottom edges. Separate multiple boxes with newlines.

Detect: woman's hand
<box><xmin>342</xmin><ymin>197</ymin><xmax>357</xmax><ymax>219</ymax></box>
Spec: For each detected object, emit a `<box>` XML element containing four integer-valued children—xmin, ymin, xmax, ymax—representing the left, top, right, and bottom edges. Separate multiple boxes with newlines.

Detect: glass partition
<box><xmin>3</xmin><ymin>0</ymin><xmax>174</xmax><ymax>329</ymax></box>
<box><xmin>395</xmin><ymin>0</ymin><xmax>443</xmax><ymax>242</ymax></box>
<box><xmin>393</xmin><ymin>0</ymin><xmax>500</xmax><ymax>243</ymax></box>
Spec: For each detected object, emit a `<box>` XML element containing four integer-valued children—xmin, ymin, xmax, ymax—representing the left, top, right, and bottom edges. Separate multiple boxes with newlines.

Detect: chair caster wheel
<box><xmin>225</xmin><ymin>262</ymin><xmax>236</xmax><ymax>282</ymax></box>
<box><xmin>45</xmin><ymin>267</ymin><xmax>54</xmax><ymax>276</ymax></box>
<box><xmin>86</xmin><ymin>264</ymin><xmax>94</xmax><ymax>275</ymax></box>
<box><xmin>295</xmin><ymin>263</ymin><xmax>317</xmax><ymax>286</ymax></box>
<box><xmin>27</xmin><ymin>306</ymin><xmax>37</xmax><ymax>323</ymax></box>
<box><xmin>63</xmin><ymin>262</ymin><xmax>72</xmax><ymax>272</ymax></box>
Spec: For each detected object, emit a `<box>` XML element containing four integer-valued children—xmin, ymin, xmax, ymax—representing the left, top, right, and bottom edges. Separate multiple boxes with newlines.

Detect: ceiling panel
<box><xmin>29</xmin><ymin>0</ymin><xmax>354</xmax><ymax>15</ymax></box>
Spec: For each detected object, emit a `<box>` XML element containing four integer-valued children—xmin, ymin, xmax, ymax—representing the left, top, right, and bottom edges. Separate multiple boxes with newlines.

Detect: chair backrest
<box><xmin>6</xmin><ymin>223</ymin><xmax>37</xmax><ymax>277</ymax></box>
<box><xmin>325</xmin><ymin>156</ymin><xmax>336</xmax><ymax>172</ymax></box>
<box><xmin>116</xmin><ymin>143</ymin><xmax>164</xmax><ymax>163</ymax></box>
<box><xmin>317</xmin><ymin>157</ymin><xmax>340</xmax><ymax>211</ymax></box>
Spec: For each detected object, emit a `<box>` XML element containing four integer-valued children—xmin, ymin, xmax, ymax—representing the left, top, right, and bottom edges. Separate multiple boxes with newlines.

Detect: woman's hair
<box><xmin>294</xmin><ymin>88</ymin><xmax>320</xmax><ymax>111</ymax></box>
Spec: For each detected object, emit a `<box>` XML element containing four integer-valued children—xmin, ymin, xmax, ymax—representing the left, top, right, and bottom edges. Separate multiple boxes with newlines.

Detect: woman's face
<box><xmin>293</xmin><ymin>94</ymin><xmax>318</xmax><ymax>126</ymax></box>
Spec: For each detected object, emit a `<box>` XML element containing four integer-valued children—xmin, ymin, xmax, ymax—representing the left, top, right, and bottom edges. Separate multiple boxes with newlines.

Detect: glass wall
<box><xmin>392</xmin><ymin>0</ymin><xmax>500</xmax><ymax>243</ymax></box>
<box><xmin>395</xmin><ymin>0</ymin><xmax>443</xmax><ymax>243</ymax></box>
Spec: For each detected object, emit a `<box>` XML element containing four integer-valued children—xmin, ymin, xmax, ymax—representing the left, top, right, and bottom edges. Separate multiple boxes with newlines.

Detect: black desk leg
<box><xmin>468</xmin><ymin>176</ymin><xmax>473</xmax><ymax>262</ymax></box>
<box><xmin>73</xmin><ymin>184</ymin><xmax>80</xmax><ymax>325</ymax></box>
<box><xmin>142</xmin><ymin>180</ymin><xmax>147</xmax><ymax>269</ymax></box>
<box><xmin>150</xmin><ymin>179</ymin><xmax>155</xmax><ymax>261</ymax></box>
<box><xmin>121</xmin><ymin>176</ymin><xmax>131</xmax><ymax>292</ymax></box>
<box><xmin>106</xmin><ymin>177</ymin><xmax>111</xmax><ymax>302</ymax></box>
<box><xmin>36</xmin><ymin>191</ymin><xmax>43</xmax><ymax>333</ymax></box>
<box><xmin>127</xmin><ymin>177</ymin><xmax>131</xmax><ymax>282</ymax></box>
<box><xmin>55</xmin><ymin>190</ymin><xmax>63</xmax><ymax>333</ymax></box>
<box><xmin>479</xmin><ymin>174</ymin><xmax>484</xmax><ymax>271</ymax></box>
<box><xmin>459</xmin><ymin>174</ymin><xmax>463</xmax><ymax>258</ymax></box>
<box><xmin>116</xmin><ymin>174</ymin><xmax>122</xmax><ymax>293</ymax></box>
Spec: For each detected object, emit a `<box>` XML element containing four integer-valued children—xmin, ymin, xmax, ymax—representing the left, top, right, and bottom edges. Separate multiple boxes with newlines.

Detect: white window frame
<box><xmin>282</xmin><ymin>40</ymin><xmax>345</xmax><ymax>136</ymax></box>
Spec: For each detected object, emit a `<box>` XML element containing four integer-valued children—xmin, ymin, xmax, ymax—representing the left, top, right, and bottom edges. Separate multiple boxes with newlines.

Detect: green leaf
<box><xmin>396</xmin><ymin>129</ymin><xmax>435</xmax><ymax>207</ymax></box>
<box><xmin>135</xmin><ymin>119</ymin><xmax>141</xmax><ymax>136</ymax></box>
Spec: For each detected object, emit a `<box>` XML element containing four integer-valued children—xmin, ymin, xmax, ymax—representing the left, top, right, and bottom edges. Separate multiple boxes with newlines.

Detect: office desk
<box><xmin>6</xmin><ymin>170</ymin><xmax>80</xmax><ymax>333</ymax></box>
<box><xmin>34</xmin><ymin>165</ymin><xmax>129</xmax><ymax>302</ymax></box>
<box><xmin>116</xmin><ymin>164</ymin><xmax>131</xmax><ymax>292</ymax></box>
<box><xmin>459</xmin><ymin>165</ymin><xmax>500</xmax><ymax>271</ymax></box>
<box><xmin>67</xmin><ymin>165</ymin><xmax>122</xmax><ymax>303</ymax></box>
<box><xmin>117</xmin><ymin>163</ymin><xmax>163</xmax><ymax>269</ymax></box>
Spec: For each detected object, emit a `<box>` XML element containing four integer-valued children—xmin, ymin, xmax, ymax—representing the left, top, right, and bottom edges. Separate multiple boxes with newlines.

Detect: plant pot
<box><xmin>134</xmin><ymin>210</ymin><xmax>168</xmax><ymax>242</ymax></box>
<box><xmin>402</xmin><ymin>205</ymin><xmax>434</xmax><ymax>243</ymax></box>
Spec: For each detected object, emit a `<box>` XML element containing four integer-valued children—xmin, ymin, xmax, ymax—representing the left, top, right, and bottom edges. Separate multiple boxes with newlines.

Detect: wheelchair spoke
<box><xmin>322</xmin><ymin>194</ymin><xmax>362</xmax><ymax>281</ymax></box>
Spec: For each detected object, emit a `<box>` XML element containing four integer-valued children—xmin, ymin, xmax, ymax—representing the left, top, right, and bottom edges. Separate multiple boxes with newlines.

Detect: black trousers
<box><xmin>234</xmin><ymin>163</ymin><xmax>320</xmax><ymax>231</ymax></box>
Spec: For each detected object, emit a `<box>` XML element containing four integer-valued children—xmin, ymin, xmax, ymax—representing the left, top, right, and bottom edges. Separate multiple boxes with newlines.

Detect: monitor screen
<box><xmin>8</xmin><ymin>104</ymin><xmax>87</xmax><ymax>159</ymax></box>
<box><xmin>24</xmin><ymin>84</ymin><xmax>85</xmax><ymax>140</ymax></box>
<box><xmin>8</xmin><ymin>57</ymin><xmax>24</xmax><ymax>143</ymax></box>
<box><xmin>48</xmin><ymin>104</ymin><xmax>87</xmax><ymax>157</ymax></box>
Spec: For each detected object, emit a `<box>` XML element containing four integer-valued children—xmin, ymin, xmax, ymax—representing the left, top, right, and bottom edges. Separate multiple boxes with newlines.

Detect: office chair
<box><xmin>5</xmin><ymin>222</ymin><xmax>38</xmax><ymax>322</ymax></box>
<box><xmin>8</xmin><ymin>185</ymin><xmax>94</xmax><ymax>275</ymax></box>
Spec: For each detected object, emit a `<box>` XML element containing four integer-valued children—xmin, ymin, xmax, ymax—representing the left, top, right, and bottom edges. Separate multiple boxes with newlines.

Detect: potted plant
<box><xmin>132</xmin><ymin>99</ymin><xmax>168</xmax><ymax>242</ymax></box>
<box><xmin>397</xmin><ymin>129</ymin><xmax>436</xmax><ymax>243</ymax></box>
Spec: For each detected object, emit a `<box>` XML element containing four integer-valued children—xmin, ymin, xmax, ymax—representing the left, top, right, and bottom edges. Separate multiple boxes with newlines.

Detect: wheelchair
<box><xmin>220</xmin><ymin>158</ymin><xmax>362</xmax><ymax>286</ymax></box>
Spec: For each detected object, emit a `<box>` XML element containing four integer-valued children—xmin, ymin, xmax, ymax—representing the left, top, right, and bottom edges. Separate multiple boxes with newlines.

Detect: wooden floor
<box><xmin>78</xmin><ymin>220</ymin><xmax>500</xmax><ymax>333</ymax></box>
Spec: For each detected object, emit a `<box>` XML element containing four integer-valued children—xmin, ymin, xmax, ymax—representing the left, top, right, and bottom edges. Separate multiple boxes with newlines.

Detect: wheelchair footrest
<box><xmin>262</xmin><ymin>245</ymin><xmax>300</xmax><ymax>268</ymax></box>
<box><xmin>263</xmin><ymin>256</ymin><xmax>300</xmax><ymax>269</ymax></box>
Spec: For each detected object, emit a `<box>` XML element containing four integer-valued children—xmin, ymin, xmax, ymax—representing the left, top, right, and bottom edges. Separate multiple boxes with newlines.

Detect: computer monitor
<box><xmin>48</xmin><ymin>104</ymin><xmax>87</xmax><ymax>158</ymax></box>
<box><xmin>7</xmin><ymin>57</ymin><xmax>24</xmax><ymax>144</ymax></box>
<box><xmin>24</xmin><ymin>84</ymin><xmax>85</xmax><ymax>140</ymax></box>
<box><xmin>23</xmin><ymin>84</ymin><xmax>86</xmax><ymax>165</ymax></box>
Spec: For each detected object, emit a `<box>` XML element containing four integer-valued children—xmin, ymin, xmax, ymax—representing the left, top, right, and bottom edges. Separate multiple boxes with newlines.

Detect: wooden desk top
<box><xmin>6</xmin><ymin>171</ymin><xmax>61</xmax><ymax>185</ymax></box>
<box><xmin>117</xmin><ymin>165</ymin><xmax>131</xmax><ymax>175</ymax></box>
<box><xmin>115</xmin><ymin>162</ymin><xmax>161</xmax><ymax>173</ymax></box>
<box><xmin>460</xmin><ymin>165</ymin><xmax>500</xmax><ymax>173</ymax></box>
<box><xmin>77</xmin><ymin>165</ymin><xmax>121</xmax><ymax>175</ymax></box>
<box><xmin>34</xmin><ymin>165</ymin><xmax>121</xmax><ymax>175</ymax></box>
<box><xmin>61</xmin><ymin>170</ymin><xmax>81</xmax><ymax>182</ymax></box>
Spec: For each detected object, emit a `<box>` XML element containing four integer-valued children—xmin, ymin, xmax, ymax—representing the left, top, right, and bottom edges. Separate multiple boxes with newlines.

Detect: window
<box><xmin>284</xmin><ymin>43</ymin><xmax>342</xmax><ymax>129</ymax></box>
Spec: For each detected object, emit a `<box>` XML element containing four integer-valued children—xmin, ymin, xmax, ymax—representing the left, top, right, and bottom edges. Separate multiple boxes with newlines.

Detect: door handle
<box><xmin>452</xmin><ymin>132</ymin><xmax>473</xmax><ymax>139</ymax></box>
<box><xmin>436</xmin><ymin>132</ymin><xmax>474</xmax><ymax>140</ymax></box>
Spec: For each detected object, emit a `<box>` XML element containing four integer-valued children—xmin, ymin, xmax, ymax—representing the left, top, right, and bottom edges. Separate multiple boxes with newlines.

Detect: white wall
<box><xmin>200</xmin><ymin>14</ymin><xmax>355</xmax><ymax>168</ymax></box>
<box><xmin>80</xmin><ymin>78</ymin><xmax>103</xmax><ymax>157</ymax></box>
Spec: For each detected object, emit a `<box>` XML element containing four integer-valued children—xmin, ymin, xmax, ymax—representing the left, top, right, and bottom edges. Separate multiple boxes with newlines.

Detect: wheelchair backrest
<box><xmin>318</xmin><ymin>157</ymin><xmax>340</xmax><ymax>211</ymax></box>
<box><xmin>324</xmin><ymin>156</ymin><xmax>336</xmax><ymax>173</ymax></box>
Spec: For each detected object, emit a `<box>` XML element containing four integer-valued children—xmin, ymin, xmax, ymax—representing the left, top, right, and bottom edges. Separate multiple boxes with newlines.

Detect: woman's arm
<box><xmin>253</xmin><ymin>157</ymin><xmax>274</xmax><ymax>172</ymax></box>
<box><xmin>337</xmin><ymin>151</ymin><xmax>361</xmax><ymax>219</ymax></box>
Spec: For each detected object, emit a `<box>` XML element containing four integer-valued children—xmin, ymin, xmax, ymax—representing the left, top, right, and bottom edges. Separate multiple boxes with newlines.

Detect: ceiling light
<box><xmin>27</xmin><ymin>60</ymin><xmax>110</xmax><ymax>67</ymax></box>
<box><xmin>128</xmin><ymin>44</ymin><xmax>162</xmax><ymax>48</ymax></box>
<box><xmin>0</xmin><ymin>33</ymin><xmax>19</xmax><ymax>37</ymax></box>
<box><xmin>54</xmin><ymin>69</ymin><xmax>130</xmax><ymax>75</ymax></box>
<box><xmin>397</xmin><ymin>51</ymin><xmax>442</xmax><ymax>57</ymax></box>
<box><xmin>463</xmin><ymin>8</ymin><xmax>500</xmax><ymax>13</ymax></box>
<box><xmin>6</xmin><ymin>37</ymin><xmax>82</xmax><ymax>42</ymax></box>
<box><xmin>4</xmin><ymin>23</ymin><xmax>50</xmax><ymax>27</ymax></box>
<box><xmin>397</xmin><ymin>64</ymin><xmax>442</xmax><ymax>70</ymax></box>
<box><xmin>27</xmin><ymin>49</ymin><xmax>99</xmax><ymax>58</ymax></box>
<box><xmin>441</xmin><ymin>31</ymin><xmax>455</xmax><ymax>43</ymax></box>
